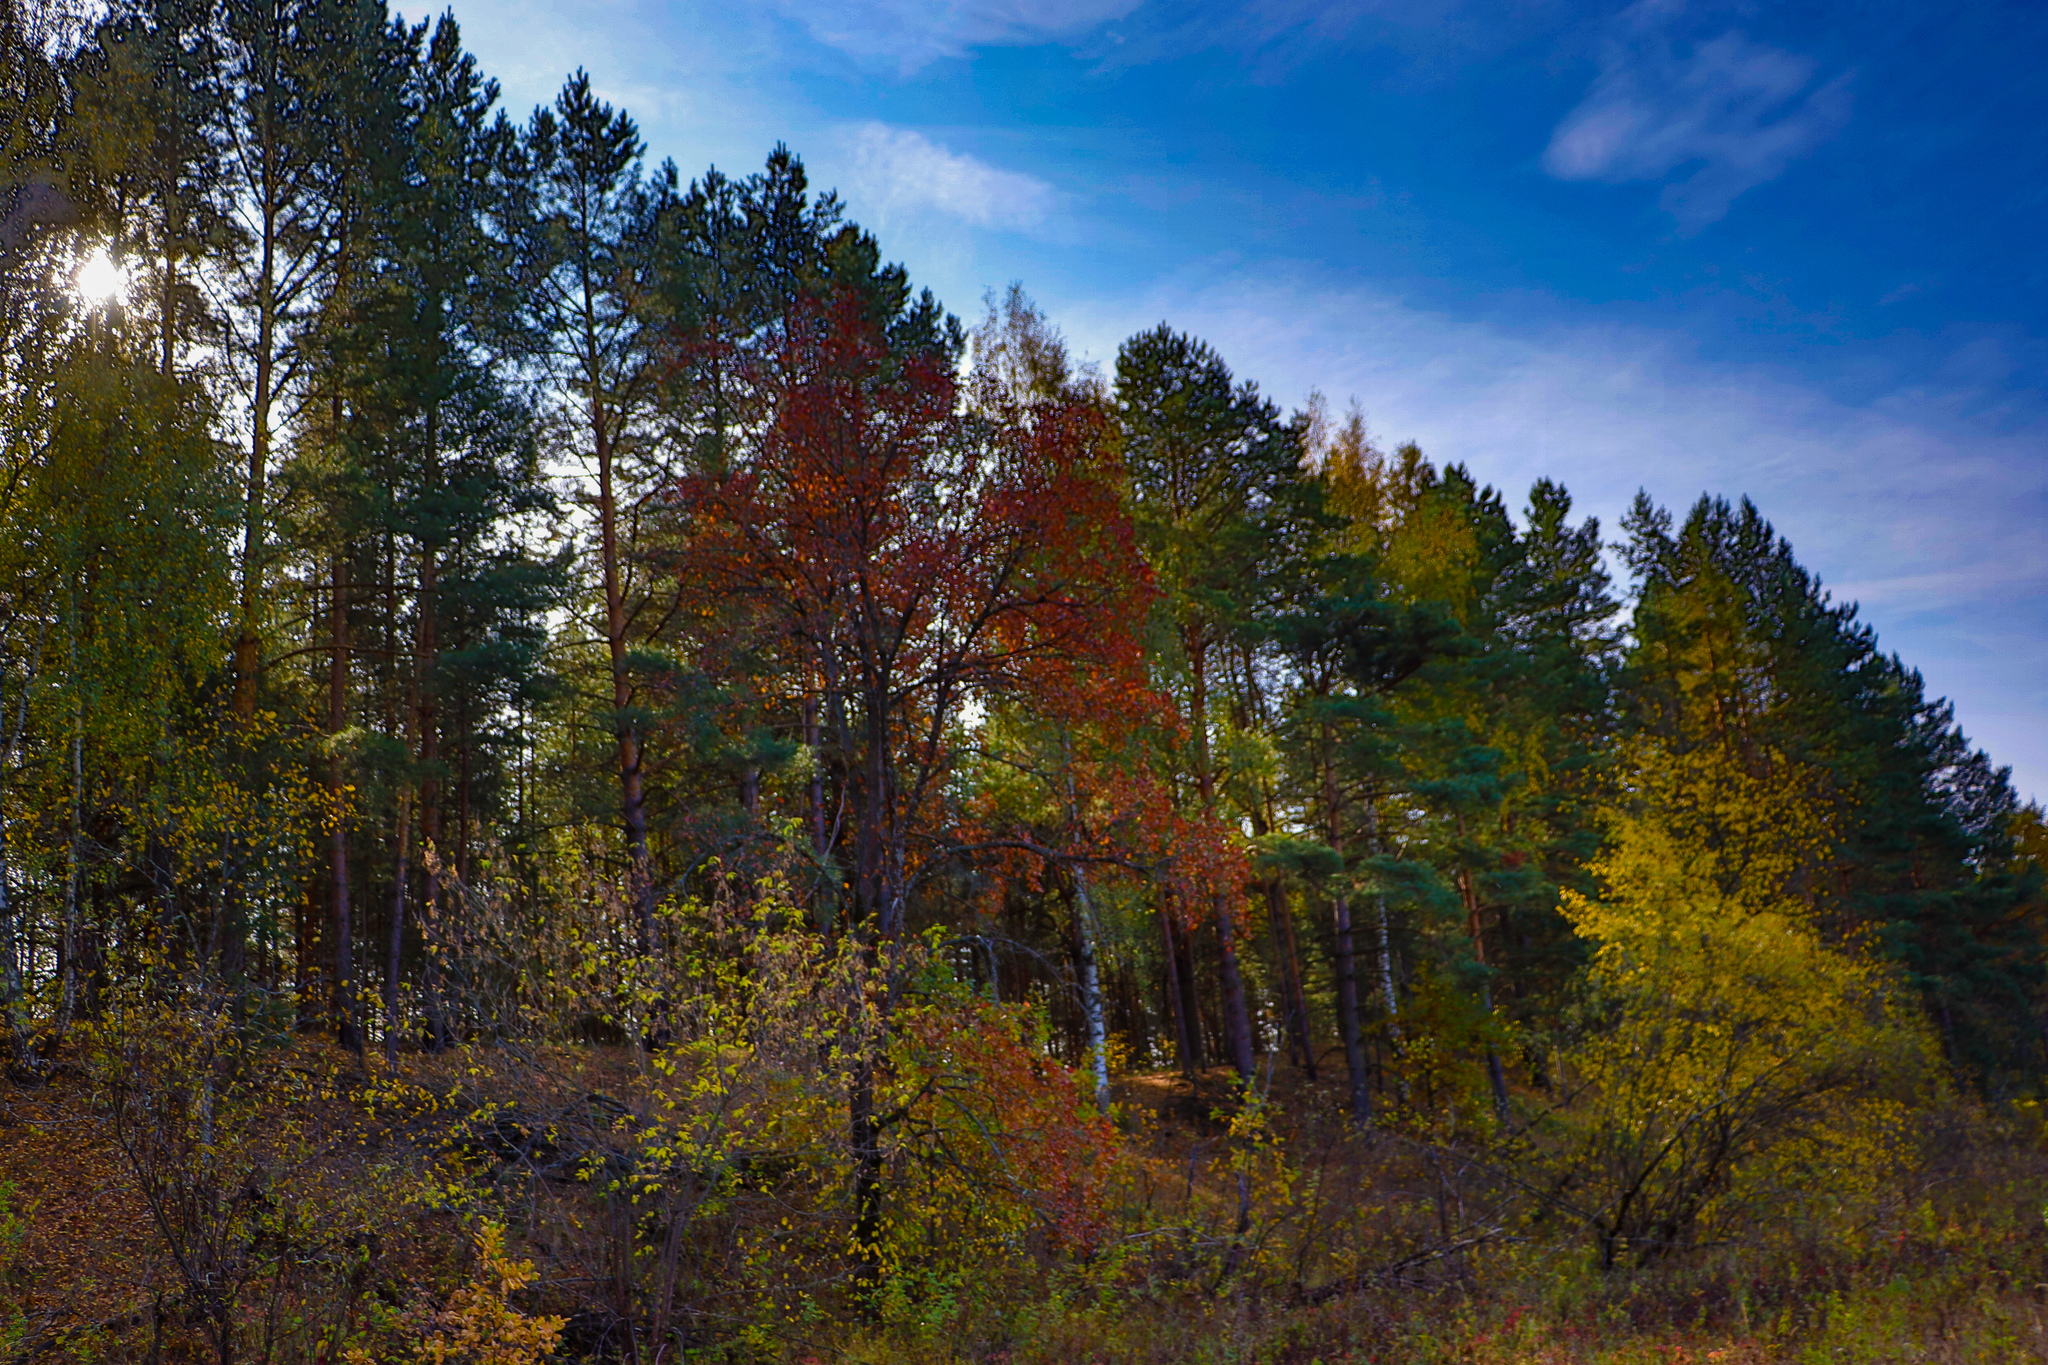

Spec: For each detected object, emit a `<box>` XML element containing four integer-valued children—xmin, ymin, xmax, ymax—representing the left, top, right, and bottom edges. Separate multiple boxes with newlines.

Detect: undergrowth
<box><xmin>5</xmin><ymin>1028</ymin><xmax>2046</xmax><ymax>1365</ymax></box>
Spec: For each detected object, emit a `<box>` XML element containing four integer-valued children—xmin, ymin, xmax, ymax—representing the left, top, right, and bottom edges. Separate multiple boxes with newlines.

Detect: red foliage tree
<box><xmin>669</xmin><ymin>291</ymin><xmax>1149</xmax><ymax>1298</ymax></box>
<box><xmin>671</xmin><ymin>291</ymin><xmax>1146</xmax><ymax>941</ymax></box>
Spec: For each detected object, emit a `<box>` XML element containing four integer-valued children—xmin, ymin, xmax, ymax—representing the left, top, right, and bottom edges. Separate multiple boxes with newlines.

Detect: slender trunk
<box><xmin>328</xmin><ymin>553</ymin><xmax>360</xmax><ymax>1056</ymax></box>
<box><xmin>0</xmin><ymin>621</ymin><xmax>42</xmax><ymax>1052</ymax></box>
<box><xmin>1334</xmin><ymin>890</ymin><xmax>1373</xmax><ymax>1119</ymax></box>
<box><xmin>856</xmin><ymin>704</ymin><xmax>900</xmax><ymax>939</ymax></box>
<box><xmin>418</xmin><ymin>741</ymin><xmax>443</xmax><ymax>1056</ymax></box>
<box><xmin>1176</xmin><ymin>904</ymin><xmax>1207</xmax><ymax>1070</ymax></box>
<box><xmin>1364</xmin><ymin>799</ymin><xmax>1403</xmax><ymax>1049</ymax></box>
<box><xmin>234</xmin><ymin>171</ymin><xmax>278</xmax><ymax>721</ymax></box>
<box><xmin>385</xmin><ymin>791</ymin><xmax>410</xmax><ymax>1067</ymax></box>
<box><xmin>54</xmin><ymin>592</ymin><xmax>87</xmax><ymax>1035</ymax></box>
<box><xmin>594</xmin><ymin>400</ymin><xmax>651</xmax><ymax>950</ymax></box>
<box><xmin>571</xmin><ymin>215</ymin><xmax>654</xmax><ymax>947</ymax></box>
<box><xmin>1373</xmin><ymin>894</ymin><xmax>1397</xmax><ymax>1020</ymax></box>
<box><xmin>1070</xmin><ymin>866</ymin><xmax>1111</xmax><ymax>1113</ymax></box>
<box><xmin>516</xmin><ymin>700</ymin><xmax>528</xmax><ymax>836</ymax></box>
<box><xmin>160</xmin><ymin>236</ymin><xmax>177</xmax><ymax>378</ymax></box>
<box><xmin>1060</xmin><ymin>738</ymin><xmax>1111</xmax><ymax>1109</ymax></box>
<box><xmin>1159</xmin><ymin>897</ymin><xmax>1196</xmax><ymax>1077</ymax></box>
<box><xmin>1212</xmin><ymin>900</ymin><xmax>1255</xmax><ymax>1081</ymax></box>
<box><xmin>296</xmin><ymin>875</ymin><xmax>311</xmax><ymax>1023</ymax></box>
<box><xmin>417</xmin><ymin>403</ymin><xmax>446</xmax><ymax>1053</ymax></box>
<box><xmin>1457</xmin><ymin>864</ymin><xmax>1511</xmax><ymax>1123</ymax></box>
<box><xmin>1485</xmin><ymin>1024</ymin><xmax>1510</xmax><ymax>1123</ymax></box>
<box><xmin>456</xmin><ymin>742</ymin><xmax>471</xmax><ymax>885</ymax></box>
<box><xmin>833</xmin><ymin>675</ymin><xmax>892</xmax><ymax>1308</ymax></box>
<box><xmin>848</xmin><ymin>1048</ymin><xmax>883</xmax><ymax>1306</ymax></box>
<box><xmin>1317</xmin><ymin>711</ymin><xmax>1371</xmax><ymax>1125</ymax></box>
<box><xmin>387</xmin><ymin>535</ymin><xmax>421</xmax><ymax>1066</ymax></box>
<box><xmin>804</xmin><ymin>698</ymin><xmax>825</xmax><ymax>856</ymax></box>
<box><xmin>1266</xmin><ymin>878</ymin><xmax>1316</xmax><ymax>1079</ymax></box>
<box><xmin>1188</xmin><ymin>630</ymin><xmax>1254</xmax><ymax>1080</ymax></box>
<box><xmin>58</xmin><ymin>725</ymin><xmax>81</xmax><ymax>1034</ymax></box>
<box><xmin>0</xmin><ymin>796</ymin><xmax>17</xmax><ymax>1050</ymax></box>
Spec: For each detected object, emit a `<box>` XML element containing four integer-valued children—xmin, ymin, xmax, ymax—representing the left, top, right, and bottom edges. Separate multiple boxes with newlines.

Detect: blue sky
<box><xmin>437</xmin><ymin>0</ymin><xmax>2047</xmax><ymax>803</ymax></box>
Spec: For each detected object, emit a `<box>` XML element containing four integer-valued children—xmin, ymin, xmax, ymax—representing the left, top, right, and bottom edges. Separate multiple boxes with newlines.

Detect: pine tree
<box><xmin>215</xmin><ymin>0</ymin><xmax>392</xmax><ymax>720</ymax></box>
<box><xmin>516</xmin><ymin>70</ymin><xmax>666</xmax><ymax>945</ymax></box>
<box><xmin>342</xmin><ymin>16</ymin><xmax>553</xmax><ymax>1054</ymax></box>
<box><xmin>1114</xmin><ymin>325</ymin><xmax>1315</xmax><ymax>1083</ymax></box>
<box><xmin>1623</xmin><ymin>493</ymin><xmax>2034</xmax><ymax>1085</ymax></box>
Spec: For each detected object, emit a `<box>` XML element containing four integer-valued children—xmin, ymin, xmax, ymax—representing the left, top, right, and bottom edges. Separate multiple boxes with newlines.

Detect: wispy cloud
<box><xmin>1543</xmin><ymin>5</ymin><xmax>1851</xmax><ymax>230</ymax></box>
<box><xmin>843</xmin><ymin>124</ymin><xmax>1057</xmax><ymax>232</ymax></box>
<box><xmin>1084</xmin><ymin>0</ymin><xmax>1507</xmax><ymax>80</ymax></box>
<box><xmin>1049</xmin><ymin>269</ymin><xmax>2048</xmax><ymax>797</ymax></box>
<box><xmin>763</xmin><ymin>0</ymin><xmax>1138</xmax><ymax>72</ymax></box>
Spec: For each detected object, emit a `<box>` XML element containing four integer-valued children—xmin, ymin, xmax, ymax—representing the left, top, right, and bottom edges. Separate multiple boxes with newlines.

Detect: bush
<box><xmin>1530</xmin><ymin>744</ymin><xmax>1939</xmax><ymax>1268</ymax></box>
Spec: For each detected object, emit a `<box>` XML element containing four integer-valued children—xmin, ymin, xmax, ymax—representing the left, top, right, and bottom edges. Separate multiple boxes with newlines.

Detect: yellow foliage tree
<box><xmin>2012</xmin><ymin>802</ymin><xmax>2047</xmax><ymax>876</ymax></box>
<box><xmin>1541</xmin><ymin>741</ymin><xmax>1939</xmax><ymax>1268</ymax></box>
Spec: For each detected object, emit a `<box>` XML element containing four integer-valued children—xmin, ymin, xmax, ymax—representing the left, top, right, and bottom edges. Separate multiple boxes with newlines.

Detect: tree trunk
<box><xmin>1366</xmin><ymin>799</ymin><xmax>1404</xmax><ymax>1089</ymax></box>
<box><xmin>417</xmin><ymin>403</ymin><xmax>446</xmax><ymax>1053</ymax></box>
<box><xmin>0</xmin><ymin>797</ymin><xmax>18</xmax><ymax>1051</ymax></box>
<box><xmin>329</xmin><ymin>553</ymin><xmax>361</xmax><ymax>1056</ymax></box>
<box><xmin>593</xmin><ymin>403</ymin><xmax>652</xmax><ymax>950</ymax></box>
<box><xmin>160</xmin><ymin>220</ymin><xmax>178</xmax><ymax>379</ymax></box>
<box><xmin>1212</xmin><ymin>900</ymin><xmax>1256</xmax><ymax>1081</ymax></box>
<box><xmin>388</xmin><ymin>524</ymin><xmax>423</xmax><ymax>1066</ymax></box>
<box><xmin>1323</xmin><ymin>717</ymin><xmax>1370</xmax><ymax>1126</ymax></box>
<box><xmin>1458</xmin><ymin>864</ymin><xmax>1511</xmax><ymax>1123</ymax></box>
<box><xmin>848</xmin><ymin>1046</ymin><xmax>883</xmax><ymax>1307</ymax></box>
<box><xmin>1159</xmin><ymin>896</ymin><xmax>1198</xmax><ymax>1076</ymax></box>
<box><xmin>0</xmin><ymin>621</ymin><xmax>42</xmax><ymax>1053</ymax></box>
<box><xmin>853</xmin><ymin>699</ymin><xmax>905</xmax><ymax>940</ymax></box>
<box><xmin>233</xmin><ymin>165</ymin><xmax>278</xmax><ymax>721</ymax></box>
<box><xmin>385</xmin><ymin>791</ymin><xmax>410</xmax><ymax>1067</ymax></box>
<box><xmin>804</xmin><ymin>698</ymin><xmax>825</xmax><ymax>857</ymax></box>
<box><xmin>1188</xmin><ymin>630</ymin><xmax>1255</xmax><ymax>1080</ymax></box>
<box><xmin>455</xmin><ymin>719</ymin><xmax>472</xmax><ymax>887</ymax></box>
<box><xmin>1266</xmin><ymin>878</ymin><xmax>1316</xmax><ymax>1079</ymax></box>
<box><xmin>1332</xmin><ymin>891</ymin><xmax>1371</xmax><ymax>1122</ymax></box>
<box><xmin>1070</xmin><ymin>865</ymin><xmax>1112</xmax><ymax>1113</ymax></box>
<box><xmin>1058</xmin><ymin>737</ymin><xmax>1112</xmax><ymax>1109</ymax></box>
<box><xmin>58</xmin><ymin>724</ymin><xmax>81</xmax><ymax>1034</ymax></box>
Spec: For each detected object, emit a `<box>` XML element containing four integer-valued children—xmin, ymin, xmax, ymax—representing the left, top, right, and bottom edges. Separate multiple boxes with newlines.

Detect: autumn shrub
<box><xmin>347</xmin><ymin>1221</ymin><xmax>564</xmax><ymax>1365</ymax></box>
<box><xmin>1526</xmin><ymin>743</ymin><xmax>1941</xmax><ymax>1269</ymax></box>
<box><xmin>80</xmin><ymin>978</ymin><xmax>424</xmax><ymax>1365</ymax></box>
<box><xmin>433</xmin><ymin>876</ymin><xmax>1128</xmax><ymax>1357</ymax></box>
<box><xmin>854</xmin><ymin>1109</ymin><xmax>2048</xmax><ymax>1365</ymax></box>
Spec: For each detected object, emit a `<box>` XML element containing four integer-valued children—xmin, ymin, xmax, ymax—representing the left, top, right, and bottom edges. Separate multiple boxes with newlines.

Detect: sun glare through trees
<box><xmin>0</xmin><ymin>2</ymin><xmax>2044</xmax><ymax>1363</ymax></box>
<box><xmin>71</xmin><ymin>246</ymin><xmax>124</xmax><ymax>308</ymax></box>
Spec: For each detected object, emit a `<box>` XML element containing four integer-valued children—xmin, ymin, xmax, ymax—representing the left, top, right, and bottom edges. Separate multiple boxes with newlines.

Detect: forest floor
<box><xmin>0</xmin><ymin>1068</ymin><xmax>163</xmax><ymax>1349</ymax></box>
<box><xmin>7</xmin><ymin>1042</ymin><xmax>2048</xmax><ymax>1363</ymax></box>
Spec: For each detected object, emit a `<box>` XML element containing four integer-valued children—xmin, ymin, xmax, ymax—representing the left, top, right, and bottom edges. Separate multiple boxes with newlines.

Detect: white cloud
<box><xmin>843</xmin><ymin>124</ymin><xmax>1057</xmax><ymax>232</ymax></box>
<box><xmin>764</xmin><ymin>0</ymin><xmax>1138</xmax><ymax>71</ymax></box>
<box><xmin>1543</xmin><ymin>7</ymin><xmax>1851</xmax><ymax>230</ymax></box>
<box><xmin>1046</xmin><ymin>268</ymin><xmax>2048</xmax><ymax>799</ymax></box>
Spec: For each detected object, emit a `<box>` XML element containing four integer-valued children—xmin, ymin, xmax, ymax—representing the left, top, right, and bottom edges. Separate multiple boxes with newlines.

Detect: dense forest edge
<box><xmin>3</xmin><ymin>1</ymin><xmax>2048</xmax><ymax>1361</ymax></box>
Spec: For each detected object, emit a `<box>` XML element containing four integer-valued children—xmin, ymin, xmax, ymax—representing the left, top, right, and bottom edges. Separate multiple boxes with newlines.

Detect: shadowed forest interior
<box><xmin>3</xmin><ymin>2</ymin><xmax>2048</xmax><ymax>1361</ymax></box>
